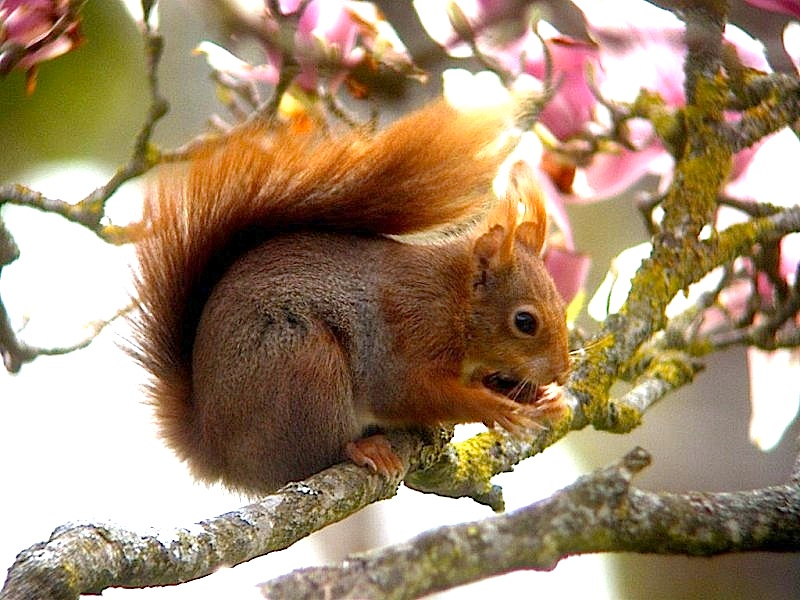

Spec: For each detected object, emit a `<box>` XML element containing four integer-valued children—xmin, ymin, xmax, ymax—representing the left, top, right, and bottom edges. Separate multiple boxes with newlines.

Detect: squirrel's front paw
<box><xmin>484</xmin><ymin>385</ymin><xmax>569</xmax><ymax>437</ymax></box>
<box><xmin>345</xmin><ymin>434</ymin><xmax>405</xmax><ymax>477</ymax></box>
<box><xmin>525</xmin><ymin>383</ymin><xmax>568</xmax><ymax>421</ymax></box>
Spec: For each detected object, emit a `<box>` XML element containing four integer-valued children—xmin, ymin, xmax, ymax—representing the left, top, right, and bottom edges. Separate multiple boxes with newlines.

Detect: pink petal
<box><xmin>544</xmin><ymin>246</ymin><xmax>591</xmax><ymax>303</ymax></box>
<box><xmin>575</xmin><ymin>136</ymin><xmax>673</xmax><ymax>200</ymax></box>
<box><xmin>522</xmin><ymin>35</ymin><xmax>600</xmax><ymax>140</ymax></box>
<box><xmin>571</xmin><ymin>0</ymin><xmax>686</xmax><ymax>104</ymax></box>
<box><xmin>745</xmin><ymin>0</ymin><xmax>800</xmax><ymax>19</ymax></box>
<box><xmin>299</xmin><ymin>0</ymin><xmax>357</xmax><ymax>51</ymax></box>
<box><xmin>573</xmin><ymin>0</ymin><xmax>769</xmax><ymax>105</ymax></box>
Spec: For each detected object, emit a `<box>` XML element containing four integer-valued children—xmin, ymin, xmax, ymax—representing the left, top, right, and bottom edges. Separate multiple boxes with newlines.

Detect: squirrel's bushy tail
<box><xmin>130</xmin><ymin>101</ymin><xmax>507</xmax><ymax>460</ymax></box>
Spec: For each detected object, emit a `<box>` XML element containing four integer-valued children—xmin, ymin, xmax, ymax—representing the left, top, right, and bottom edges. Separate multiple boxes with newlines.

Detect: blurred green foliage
<box><xmin>0</xmin><ymin>2</ymin><xmax>146</xmax><ymax>180</ymax></box>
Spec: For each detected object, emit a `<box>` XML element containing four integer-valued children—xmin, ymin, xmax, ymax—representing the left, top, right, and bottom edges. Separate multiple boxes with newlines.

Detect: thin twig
<box><xmin>0</xmin><ymin>0</ymin><xmax>168</xmax><ymax>373</ymax></box>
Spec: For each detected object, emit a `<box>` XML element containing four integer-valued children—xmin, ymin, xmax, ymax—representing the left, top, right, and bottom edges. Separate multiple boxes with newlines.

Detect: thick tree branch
<box><xmin>259</xmin><ymin>447</ymin><xmax>800</xmax><ymax>599</ymax></box>
<box><xmin>0</xmin><ymin>432</ymin><xmax>448</xmax><ymax>600</ymax></box>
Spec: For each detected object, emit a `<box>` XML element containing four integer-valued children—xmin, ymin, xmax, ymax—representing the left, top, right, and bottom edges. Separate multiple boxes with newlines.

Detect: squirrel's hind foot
<box><xmin>345</xmin><ymin>434</ymin><xmax>405</xmax><ymax>478</ymax></box>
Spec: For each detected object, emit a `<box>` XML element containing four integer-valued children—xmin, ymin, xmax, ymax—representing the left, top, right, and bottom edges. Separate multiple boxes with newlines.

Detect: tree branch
<box><xmin>259</xmin><ymin>447</ymin><xmax>800</xmax><ymax>599</ymax></box>
<box><xmin>0</xmin><ymin>432</ymin><xmax>447</xmax><ymax>600</ymax></box>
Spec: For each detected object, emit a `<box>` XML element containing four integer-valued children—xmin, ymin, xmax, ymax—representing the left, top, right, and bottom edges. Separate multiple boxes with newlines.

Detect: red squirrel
<box><xmin>130</xmin><ymin>101</ymin><xmax>570</xmax><ymax>495</ymax></box>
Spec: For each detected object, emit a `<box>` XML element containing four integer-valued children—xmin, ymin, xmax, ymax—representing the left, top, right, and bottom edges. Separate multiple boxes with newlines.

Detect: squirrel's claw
<box><xmin>345</xmin><ymin>434</ymin><xmax>405</xmax><ymax>478</ymax></box>
<box><xmin>483</xmin><ymin>401</ymin><xmax>547</xmax><ymax>439</ymax></box>
<box><xmin>528</xmin><ymin>383</ymin><xmax>567</xmax><ymax>418</ymax></box>
<box><xmin>486</xmin><ymin>383</ymin><xmax>568</xmax><ymax>438</ymax></box>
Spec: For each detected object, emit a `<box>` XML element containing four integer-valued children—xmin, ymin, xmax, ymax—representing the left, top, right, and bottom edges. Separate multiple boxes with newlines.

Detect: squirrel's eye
<box><xmin>513</xmin><ymin>310</ymin><xmax>538</xmax><ymax>336</ymax></box>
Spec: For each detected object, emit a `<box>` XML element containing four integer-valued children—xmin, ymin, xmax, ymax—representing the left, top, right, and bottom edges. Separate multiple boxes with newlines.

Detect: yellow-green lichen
<box><xmin>686</xmin><ymin>336</ymin><xmax>715</xmax><ymax>357</ymax></box>
<box><xmin>643</xmin><ymin>351</ymin><xmax>698</xmax><ymax>388</ymax></box>
<box><xmin>693</xmin><ymin>73</ymin><xmax>729</xmax><ymax>119</ymax></box>
<box><xmin>454</xmin><ymin>433</ymin><xmax>500</xmax><ymax>486</ymax></box>
<box><xmin>631</xmin><ymin>90</ymin><xmax>682</xmax><ymax>152</ymax></box>
<box><xmin>622</xmin><ymin>256</ymin><xmax>681</xmax><ymax>329</ymax></box>
<box><xmin>662</xmin><ymin>145</ymin><xmax>731</xmax><ymax>234</ymax></box>
<box><xmin>661</xmin><ymin>76</ymin><xmax>732</xmax><ymax>235</ymax></box>
<box><xmin>100</xmin><ymin>223</ymin><xmax>141</xmax><ymax>245</ymax></box>
<box><xmin>145</xmin><ymin>141</ymin><xmax>162</xmax><ymax>167</ymax></box>
<box><xmin>603</xmin><ymin>400</ymin><xmax>643</xmax><ymax>433</ymax></box>
<box><xmin>545</xmin><ymin>402</ymin><xmax>574</xmax><ymax>439</ymax></box>
<box><xmin>569</xmin><ymin>332</ymin><xmax>616</xmax><ymax>424</ymax></box>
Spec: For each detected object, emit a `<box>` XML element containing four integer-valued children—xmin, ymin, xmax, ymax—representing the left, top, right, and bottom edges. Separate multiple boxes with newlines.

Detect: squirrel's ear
<box><xmin>473</xmin><ymin>225</ymin><xmax>507</xmax><ymax>288</ymax></box>
<box><xmin>473</xmin><ymin>224</ymin><xmax>505</xmax><ymax>266</ymax></box>
<box><xmin>507</xmin><ymin>161</ymin><xmax>547</xmax><ymax>255</ymax></box>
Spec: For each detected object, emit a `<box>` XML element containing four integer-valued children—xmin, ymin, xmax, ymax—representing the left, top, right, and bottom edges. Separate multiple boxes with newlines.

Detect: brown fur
<box><xmin>130</xmin><ymin>101</ymin><xmax>570</xmax><ymax>495</ymax></box>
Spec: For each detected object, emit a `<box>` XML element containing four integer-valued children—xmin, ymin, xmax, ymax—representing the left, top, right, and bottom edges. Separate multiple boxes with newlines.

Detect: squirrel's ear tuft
<box><xmin>514</xmin><ymin>221</ymin><xmax>545</xmax><ymax>254</ymax></box>
<box><xmin>507</xmin><ymin>161</ymin><xmax>547</xmax><ymax>255</ymax></box>
<box><xmin>479</xmin><ymin>160</ymin><xmax>548</xmax><ymax>258</ymax></box>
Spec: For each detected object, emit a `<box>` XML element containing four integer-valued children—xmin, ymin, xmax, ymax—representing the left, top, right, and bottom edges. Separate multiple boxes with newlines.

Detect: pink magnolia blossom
<box><xmin>0</xmin><ymin>0</ymin><xmax>83</xmax><ymax>92</ymax></box>
<box><xmin>415</xmin><ymin>2</ymin><xmax>600</xmax><ymax>142</ymax></box>
<box><xmin>519</xmin><ymin>30</ymin><xmax>600</xmax><ymax>142</ymax></box>
<box><xmin>713</xmin><ymin>129</ymin><xmax>800</xmax><ymax>450</ymax></box>
<box><xmin>288</xmin><ymin>0</ymin><xmax>365</xmax><ymax>91</ymax></box>
<box><xmin>417</xmin><ymin>0</ymin><xmax>772</xmax><ymax>201</ymax></box>
<box><xmin>197</xmin><ymin>0</ymin><xmax>416</xmax><ymax>95</ymax></box>
<box><xmin>569</xmin><ymin>0</ymin><xmax>771</xmax><ymax>200</ymax></box>
<box><xmin>413</xmin><ymin>0</ymin><xmax>536</xmax><ymax>59</ymax></box>
<box><xmin>573</xmin><ymin>0</ymin><xmax>770</xmax><ymax>104</ymax></box>
<box><xmin>745</xmin><ymin>0</ymin><xmax>800</xmax><ymax>19</ymax></box>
